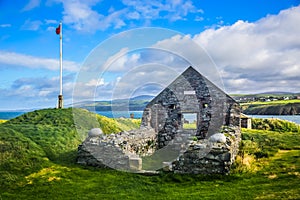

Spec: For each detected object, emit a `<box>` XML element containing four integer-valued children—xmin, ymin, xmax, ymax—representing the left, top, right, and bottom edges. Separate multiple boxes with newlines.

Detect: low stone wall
<box><xmin>170</xmin><ymin>126</ymin><xmax>240</xmax><ymax>174</ymax></box>
<box><xmin>77</xmin><ymin>127</ymin><xmax>157</xmax><ymax>171</ymax></box>
<box><xmin>77</xmin><ymin>125</ymin><xmax>240</xmax><ymax>174</ymax></box>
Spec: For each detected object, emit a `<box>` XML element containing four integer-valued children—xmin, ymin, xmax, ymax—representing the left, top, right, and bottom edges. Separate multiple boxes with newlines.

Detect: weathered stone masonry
<box><xmin>77</xmin><ymin>66</ymin><xmax>241</xmax><ymax>174</ymax></box>
<box><xmin>77</xmin><ymin>127</ymin><xmax>157</xmax><ymax>171</ymax></box>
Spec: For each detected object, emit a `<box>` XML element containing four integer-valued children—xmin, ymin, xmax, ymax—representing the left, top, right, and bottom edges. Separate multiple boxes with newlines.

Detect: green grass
<box><xmin>241</xmin><ymin>99</ymin><xmax>300</xmax><ymax>106</ymax></box>
<box><xmin>0</xmin><ymin>119</ymin><xmax>7</xmax><ymax>123</ymax></box>
<box><xmin>183</xmin><ymin>123</ymin><xmax>197</xmax><ymax>129</ymax></box>
<box><xmin>0</xmin><ymin>109</ymin><xmax>299</xmax><ymax>199</ymax></box>
<box><xmin>2</xmin><ymin>153</ymin><xmax>299</xmax><ymax>199</ymax></box>
<box><xmin>241</xmin><ymin>100</ymin><xmax>300</xmax><ymax>115</ymax></box>
<box><xmin>252</xmin><ymin>118</ymin><xmax>300</xmax><ymax>133</ymax></box>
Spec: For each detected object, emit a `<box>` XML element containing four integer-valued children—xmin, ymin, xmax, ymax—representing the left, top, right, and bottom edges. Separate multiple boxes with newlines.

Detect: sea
<box><xmin>249</xmin><ymin>115</ymin><xmax>300</xmax><ymax>125</ymax></box>
<box><xmin>1</xmin><ymin>111</ymin><xmax>300</xmax><ymax>125</ymax></box>
<box><xmin>0</xmin><ymin>111</ymin><xmax>144</xmax><ymax>120</ymax></box>
<box><xmin>0</xmin><ymin>111</ymin><xmax>25</xmax><ymax>120</ymax></box>
<box><xmin>96</xmin><ymin>111</ymin><xmax>144</xmax><ymax>119</ymax></box>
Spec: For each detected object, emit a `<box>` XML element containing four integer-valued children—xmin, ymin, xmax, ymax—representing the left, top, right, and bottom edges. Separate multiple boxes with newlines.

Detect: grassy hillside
<box><xmin>0</xmin><ymin>110</ymin><xmax>299</xmax><ymax>199</ymax></box>
<box><xmin>0</xmin><ymin>108</ymin><xmax>140</xmax><ymax>190</ymax></box>
<box><xmin>241</xmin><ymin>100</ymin><xmax>300</xmax><ymax>115</ymax></box>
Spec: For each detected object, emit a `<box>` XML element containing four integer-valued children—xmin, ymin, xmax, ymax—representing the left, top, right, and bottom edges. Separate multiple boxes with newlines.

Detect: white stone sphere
<box><xmin>209</xmin><ymin>133</ymin><xmax>226</xmax><ymax>143</ymax></box>
<box><xmin>88</xmin><ymin>128</ymin><xmax>103</xmax><ymax>137</ymax></box>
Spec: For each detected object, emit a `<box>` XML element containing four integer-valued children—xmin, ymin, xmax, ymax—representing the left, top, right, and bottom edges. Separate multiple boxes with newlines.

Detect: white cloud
<box><xmin>151</xmin><ymin>34</ymin><xmax>224</xmax><ymax>88</ymax></box>
<box><xmin>77</xmin><ymin>34</ymin><xmax>218</xmax><ymax>100</ymax></box>
<box><xmin>0</xmin><ymin>24</ymin><xmax>11</xmax><ymax>28</ymax></box>
<box><xmin>195</xmin><ymin>16</ymin><xmax>204</xmax><ymax>22</ymax></box>
<box><xmin>122</xmin><ymin>0</ymin><xmax>197</xmax><ymax>21</ymax></box>
<box><xmin>101</xmin><ymin>48</ymin><xmax>142</xmax><ymax>72</ymax></box>
<box><xmin>22</xmin><ymin>0</ymin><xmax>41</xmax><ymax>11</ymax></box>
<box><xmin>61</xmin><ymin>0</ymin><xmax>102</xmax><ymax>32</ymax></box>
<box><xmin>21</xmin><ymin>19</ymin><xmax>42</xmax><ymax>31</ymax></box>
<box><xmin>54</xmin><ymin>0</ymin><xmax>203</xmax><ymax>32</ymax></box>
<box><xmin>56</xmin><ymin>0</ymin><xmax>130</xmax><ymax>32</ymax></box>
<box><xmin>72</xmin><ymin>61</ymin><xmax>180</xmax><ymax>101</ymax></box>
<box><xmin>0</xmin><ymin>73</ymin><xmax>77</xmax><ymax>109</ymax></box>
<box><xmin>109</xmin><ymin>64</ymin><xmax>177</xmax><ymax>99</ymax></box>
<box><xmin>100</xmin><ymin>10</ymin><xmax>127</xmax><ymax>30</ymax></box>
<box><xmin>74</xmin><ymin>64</ymin><xmax>178</xmax><ymax>101</ymax></box>
<box><xmin>45</xmin><ymin>19</ymin><xmax>58</xmax><ymax>24</ymax></box>
<box><xmin>127</xmin><ymin>11</ymin><xmax>140</xmax><ymax>20</ymax></box>
<box><xmin>85</xmin><ymin>78</ymin><xmax>105</xmax><ymax>87</ymax></box>
<box><xmin>39</xmin><ymin>90</ymin><xmax>52</xmax><ymax>97</ymax></box>
<box><xmin>192</xmin><ymin>5</ymin><xmax>300</xmax><ymax>93</ymax></box>
<box><xmin>0</xmin><ymin>51</ymin><xmax>79</xmax><ymax>72</ymax></box>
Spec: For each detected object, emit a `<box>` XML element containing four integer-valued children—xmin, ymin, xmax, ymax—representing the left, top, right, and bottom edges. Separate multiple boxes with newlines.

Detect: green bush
<box><xmin>252</xmin><ymin>118</ymin><xmax>300</xmax><ymax>132</ymax></box>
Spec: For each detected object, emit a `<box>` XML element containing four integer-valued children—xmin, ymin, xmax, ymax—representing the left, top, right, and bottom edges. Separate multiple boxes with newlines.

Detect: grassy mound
<box><xmin>0</xmin><ymin>108</ymin><xmax>140</xmax><ymax>189</ymax></box>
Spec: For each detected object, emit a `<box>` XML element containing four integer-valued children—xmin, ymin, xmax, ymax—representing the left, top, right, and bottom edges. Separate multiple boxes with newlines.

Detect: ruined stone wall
<box><xmin>141</xmin><ymin>67</ymin><xmax>240</xmax><ymax>148</ymax></box>
<box><xmin>170</xmin><ymin>126</ymin><xmax>241</xmax><ymax>174</ymax></box>
<box><xmin>77</xmin><ymin>127</ymin><xmax>157</xmax><ymax>171</ymax></box>
<box><xmin>141</xmin><ymin>68</ymin><xmax>213</xmax><ymax>148</ymax></box>
<box><xmin>138</xmin><ymin>67</ymin><xmax>241</xmax><ymax>174</ymax></box>
<box><xmin>77</xmin><ymin>124</ymin><xmax>241</xmax><ymax>174</ymax></box>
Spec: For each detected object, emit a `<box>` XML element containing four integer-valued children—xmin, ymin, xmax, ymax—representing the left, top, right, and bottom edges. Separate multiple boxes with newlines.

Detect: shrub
<box><xmin>252</xmin><ymin>118</ymin><xmax>300</xmax><ymax>132</ymax></box>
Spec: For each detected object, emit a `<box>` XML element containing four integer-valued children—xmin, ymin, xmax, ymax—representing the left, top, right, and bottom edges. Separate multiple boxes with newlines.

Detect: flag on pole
<box><xmin>56</xmin><ymin>22</ymin><xmax>63</xmax><ymax>109</ymax></box>
<box><xmin>56</xmin><ymin>25</ymin><xmax>61</xmax><ymax>35</ymax></box>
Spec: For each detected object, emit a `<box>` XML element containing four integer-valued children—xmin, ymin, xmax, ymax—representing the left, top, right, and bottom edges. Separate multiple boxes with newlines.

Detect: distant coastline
<box><xmin>0</xmin><ymin>110</ymin><xmax>144</xmax><ymax>120</ymax></box>
<box><xmin>242</xmin><ymin>103</ymin><xmax>300</xmax><ymax>115</ymax></box>
<box><xmin>0</xmin><ymin>111</ymin><xmax>25</xmax><ymax>120</ymax></box>
<box><xmin>1</xmin><ymin>110</ymin><xmax>300</xmax><ymax>125</ymax></box>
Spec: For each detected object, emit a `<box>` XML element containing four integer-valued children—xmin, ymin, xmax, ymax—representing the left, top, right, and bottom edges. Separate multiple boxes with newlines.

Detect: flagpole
<box><xmin>58</xmin><ymin>21</ymin><xmax>63</xmax><ymax>109</ymax></box>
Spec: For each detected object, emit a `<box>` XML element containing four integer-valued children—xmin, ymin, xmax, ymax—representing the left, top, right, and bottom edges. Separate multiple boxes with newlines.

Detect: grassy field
<box><xmin>241</xmin><ymin>100</ymin><xmax>300</xmax><ymax>115</ymax></box>
<box><xmin>183</xmin><ymin>123</ymin><xmax>197</xmax><ymax>129</ymax></box>
<box><xmin>0</xmin><ymin>108</ymin><xmax>299</xmax><ymax>199</ymax></box>
<box><xmin>241</xmin><ymin>99</ymin><xmax>300</xmax><ymax>106</ymax></box>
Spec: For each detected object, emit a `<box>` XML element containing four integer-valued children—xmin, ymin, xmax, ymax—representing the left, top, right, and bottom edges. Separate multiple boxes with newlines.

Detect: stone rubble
<box><xmin>77</xmin><ymin>126</ymin><xmax>157</xmax><ymax>171</ymax></box>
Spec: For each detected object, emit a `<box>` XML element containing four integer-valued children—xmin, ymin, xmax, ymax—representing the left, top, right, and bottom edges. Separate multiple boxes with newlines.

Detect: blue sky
<box><xmin>0</xmin><ymin>0</ymin><xmax>300</xmax><ymax>110</ymax></box>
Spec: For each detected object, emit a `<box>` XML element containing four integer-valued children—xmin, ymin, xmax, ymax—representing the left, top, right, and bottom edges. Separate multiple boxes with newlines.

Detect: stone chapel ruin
<box><xmin>77</xmin><ymin>66</ymin><xmax>241</xmax><ymax>174</ymax></box>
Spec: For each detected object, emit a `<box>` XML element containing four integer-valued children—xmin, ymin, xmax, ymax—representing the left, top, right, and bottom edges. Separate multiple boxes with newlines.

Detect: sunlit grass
<box><xmin>183</xmin><ymin>123</ymin><xmax>197</xmax><ymax>129</ymax></box>
<box><xmin>241</xmin><ymin>99</ymin><xmax>300</xmax><ymax>106</ymax></box>
<box><xmin>0</xmin><ymin>119</ymin><xmax>7</xmax><ymax>123</ymax></box>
